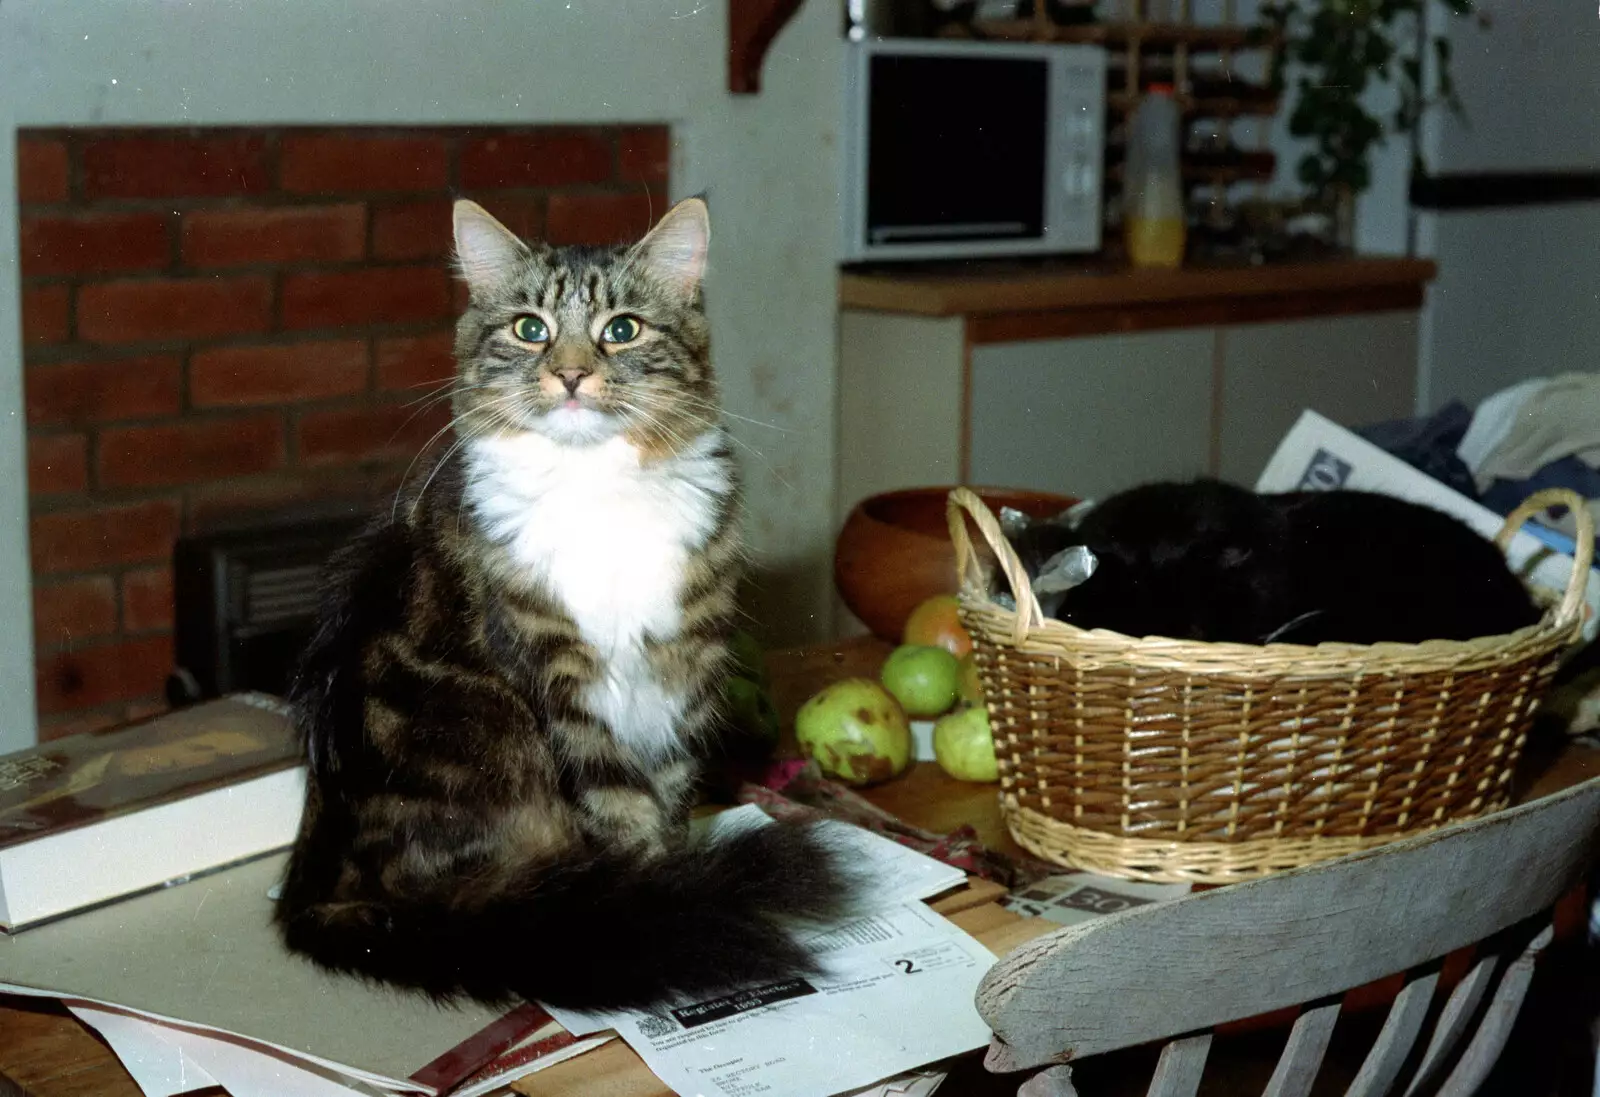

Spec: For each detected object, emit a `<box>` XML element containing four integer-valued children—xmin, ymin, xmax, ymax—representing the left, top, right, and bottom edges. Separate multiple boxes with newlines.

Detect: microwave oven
<box><xmin>839</xmin><ymin>38</ymin><xmax>1106</xmax><ymax>263</ymax></box>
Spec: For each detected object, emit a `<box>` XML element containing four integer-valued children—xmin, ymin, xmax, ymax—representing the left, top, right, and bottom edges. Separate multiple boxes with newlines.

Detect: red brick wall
<box><xmin>16</xmin><ymin>125</ymin><xmax>669</xmax><ymax>738</ymax></box>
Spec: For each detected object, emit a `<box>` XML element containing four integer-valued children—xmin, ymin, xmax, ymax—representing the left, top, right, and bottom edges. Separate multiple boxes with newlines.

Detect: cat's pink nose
<box><xmin>557</xmin><ymin>370</ymin><xmax>588</xmax><ymax>395</ymax></box>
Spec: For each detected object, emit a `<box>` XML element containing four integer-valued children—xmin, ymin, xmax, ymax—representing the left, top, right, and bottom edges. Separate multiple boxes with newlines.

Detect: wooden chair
<box><xmin>979</xmin><ymin>777</ymin><xmax>1600</xmax><ymax>1097</ymax></box>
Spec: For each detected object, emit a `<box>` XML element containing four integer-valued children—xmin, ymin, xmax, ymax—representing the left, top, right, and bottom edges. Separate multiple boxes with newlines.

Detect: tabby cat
<box><xmin>275</xmin><ymin>197</ymin><xmax>854</xmax><ymax>1011</ymax></box>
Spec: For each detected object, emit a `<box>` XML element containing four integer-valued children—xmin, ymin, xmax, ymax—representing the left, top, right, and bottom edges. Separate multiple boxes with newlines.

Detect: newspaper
<box><xmin>544</xmin><ymin>805</ymin><xmax>993</xmax><ymax>1097</ymax></box>
<box><xmin>1001</xmin><ymin>872</ymin><xmax>1190</xmax><ymax>927</ymax></box>
<box><xmin>1257</xmin><ymin>410</ymin><xmax>1600</xmax><ymax>643</ymax></box>
<box><xmin>549</xmin><ymin>902</ymin><xmax>993</xmax><ymax>1097</ymax></box>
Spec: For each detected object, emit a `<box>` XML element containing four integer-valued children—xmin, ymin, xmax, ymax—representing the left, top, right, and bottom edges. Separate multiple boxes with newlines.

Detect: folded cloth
<box><xmin>1463</xmin><ymin>372</ymin><xmax>1600</xmax><ymax>493</ymax></box>
<box><xmin>1456</xmin><ymin>376</ymin><xmax>1548</xmax><ymax>482</ymax></box>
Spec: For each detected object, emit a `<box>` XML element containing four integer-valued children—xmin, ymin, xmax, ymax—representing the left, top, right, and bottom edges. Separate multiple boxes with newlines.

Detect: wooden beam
<box><xmin>729</xmin><ymin>0</ymin><xmax>807</xmax><ymax>94</ymax></box>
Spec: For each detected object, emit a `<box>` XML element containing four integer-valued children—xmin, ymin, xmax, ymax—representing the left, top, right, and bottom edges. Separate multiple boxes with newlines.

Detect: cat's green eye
<box><xmin>511</xmin><ymin>315</ymin><xmax>550</xmax><ymax>344</ymax></box>
<box><xmin>600</xmin><ymin>315</ymin><xmax>644</xmax><ymax>345</ymax></box>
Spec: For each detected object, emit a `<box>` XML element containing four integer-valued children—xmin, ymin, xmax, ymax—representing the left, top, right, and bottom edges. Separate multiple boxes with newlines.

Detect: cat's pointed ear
<box><xmin>632</xmin><ymin>196</ymin><xmax>709</xmax><ymax>295</ymax></box>
<box><xmin>453</xmin><ymin>200</ymin><xmax>531</xmax><ymax>294</ymax></box>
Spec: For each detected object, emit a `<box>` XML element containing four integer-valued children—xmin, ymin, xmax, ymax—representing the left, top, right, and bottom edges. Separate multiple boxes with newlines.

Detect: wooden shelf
<box><xmin>838</xmin><ymin>256</ymin><xmax>1438</xmax><ymax>318</ymax></box>
<box><xmin>1107</xmin><ymin>150</ymin><xmax>1278</xmax><ymax>185</ymax></box>
<box><xmin>728</xmin><ymin>0</ymin><xmax>806</xmax><ymax>94</ymax></box>
<box><xmin>974</xmin><ymin>19</ymin><xmax>1267</xmax><ymax>49</ymax></box>
<box><xmin>1107</xmin><ymin>90</ymin><xmax>1279</xmax><ymax>117</ymax></box>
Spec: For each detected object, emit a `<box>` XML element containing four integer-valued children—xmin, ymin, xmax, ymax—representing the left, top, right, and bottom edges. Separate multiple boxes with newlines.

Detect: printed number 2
<box><xmin>895</xmin><ymin>959</ymin><xmax>922</xmax><ymax>974</ymax></box>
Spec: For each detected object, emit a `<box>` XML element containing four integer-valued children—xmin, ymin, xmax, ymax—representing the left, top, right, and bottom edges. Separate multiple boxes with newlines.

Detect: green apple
<box><xmin>933</xmin><ymin>704</ymin><xmax>999</xmax><ymax>783</ymax></box>
<box><xmin>726</xmin><ymin>629</ymin><xmax>770</xmax><ymax>688</ymax></box>
<box><xmin>880</xmin><ymin>644</ymin><xmax>961</xmax><ymax>718</ymax></box>
<box><xmin>723</xmin><ymin>674</ymin><xmax>781</xmax><ymax>749</ymax></box>
<box><xmin>795</xmin><ymin>678</ymin><xmax>912</xmax><ymax>786</ymax></box>
<box><xmin>957</xmin><ymin>652</ymin><xmax>984</xmax><ymax>705</ymax></box>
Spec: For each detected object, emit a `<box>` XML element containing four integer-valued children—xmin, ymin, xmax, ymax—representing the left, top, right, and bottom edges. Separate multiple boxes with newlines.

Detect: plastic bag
<box><xmin>992</xmin><ymin>504</ymin><xmax>1100</xmax><ymax>616</ymax></box>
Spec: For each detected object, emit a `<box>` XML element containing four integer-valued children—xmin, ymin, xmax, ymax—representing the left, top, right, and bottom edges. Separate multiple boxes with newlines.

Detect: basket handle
<box><xmin>946</xmin><ymin>487</ymin><xmax>1046</xmax><ymax>643</ymax></box>
<box><xmin>1492</xmin><ymin>487</ymin><xmax>1595</xmax><ymax>627</ymax></box>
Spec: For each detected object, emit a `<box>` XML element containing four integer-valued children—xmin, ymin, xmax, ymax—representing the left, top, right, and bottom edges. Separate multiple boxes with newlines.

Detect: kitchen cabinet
<box><xmin>967</xmin><ymin>329</ymin><xmax>1213</xmax><ymax>498</ymax></box>
<box><xmin>838</xmin><ymin>257</ymin><xmax>1432</xmax><ymax>521</ymax></box>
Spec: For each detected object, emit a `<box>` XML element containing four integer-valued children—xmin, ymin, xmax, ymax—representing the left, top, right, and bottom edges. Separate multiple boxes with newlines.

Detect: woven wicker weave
<box><xmin>947</xmin><ymin>486</ymin><xmax>1594</xmax><ymax>884</ymax></box>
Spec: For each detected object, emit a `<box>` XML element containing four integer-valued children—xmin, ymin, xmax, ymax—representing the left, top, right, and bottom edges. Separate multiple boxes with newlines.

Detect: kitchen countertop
<box><xmin>840</xmin><ymin>255</ymin><xmax>1438</xmax><ymax>319</ymax></box>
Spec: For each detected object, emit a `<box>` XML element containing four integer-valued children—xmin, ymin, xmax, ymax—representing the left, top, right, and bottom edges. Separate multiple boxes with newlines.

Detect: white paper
<box><xmin>132</xmin><ymin>1022</ymin><xmax>393</xmax><ymax>1097</ymax></box>
<box><xmin>707</xmin><ymin>804</ymin><xmax>967</xmax><ymax>908</ymax></box>
<box><xmin>0</xmin><ymin>981</ymin><xmax>430</xmax><ymax>1095</ymax></box>
<box><xmin>1000</xmin><ymin>872</ymin><xmax>1190</xmax><ymax>926</ymax></box>
<box><xmin>68</xmin><ymin>1004</ymin><xmax>220</xmax><ymax>1097</ymax></box>
<box><xmin>69</xmin><ymin>998</ymin><xmax>611</xmax><ymax>1097</ymax></box>
<box><xmin>842</xmin><ymin>1069</ymin><xmax>947</xmax><ymax>1097</ymax></box>
<box><xmin>448</xmin><ymin>1028</ymin><xmax>616</xmax><ymax>1097</ymax></box>
<box><xmin>552</xmin><ymin>900</ymin><xmax>994</xmax><ymax>1097</ymax></box>
<box><xmin>1257</xmin><ymin>409</ymin><xmax>1600</xmax><ymax>642</ymax></box>
<box><xmin>67</xmin><ymin>1002</ymin><xmax>401</xmax><ymax>1097</ymax></box>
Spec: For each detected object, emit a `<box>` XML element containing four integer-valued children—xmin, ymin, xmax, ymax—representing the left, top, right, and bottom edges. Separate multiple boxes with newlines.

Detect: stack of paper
<box><xmin>0</xmin><ymin>804</ymin><xmax>995</xmax><ymax>1097</ymax></box>
<box><xmin>0</xmin><ymin>853</ymin><xmax>609</xmax><ymax>1096</ymax></box>
<box><xmin>543</xmin><ymin>805</ymin><xmax>997</xmax><ymax>1097</ymax></box>
<box><xmin>1001</xmin><ymin>871</ymin><xmax>1190</xmax><ymax>926</ymax></box>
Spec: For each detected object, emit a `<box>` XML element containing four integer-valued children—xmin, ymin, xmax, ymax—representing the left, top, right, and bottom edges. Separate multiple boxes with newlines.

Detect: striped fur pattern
<box><xmin>275</xmin><ymin>198</ymin><xmax>855</xmax><ymax>1011</ymax></box>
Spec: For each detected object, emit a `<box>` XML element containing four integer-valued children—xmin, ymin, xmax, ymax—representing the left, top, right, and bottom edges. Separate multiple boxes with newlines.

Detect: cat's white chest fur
<box><xmin>465</xmin><ymin>428</ymin><xmax>730</xmax><ymax>759</ymax></box>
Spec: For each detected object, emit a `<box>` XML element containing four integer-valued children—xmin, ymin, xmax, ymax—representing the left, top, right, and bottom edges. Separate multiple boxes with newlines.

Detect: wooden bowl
<box><xmin>835</xmin><ymin>486</ymin><xmax>1077</xmax><ymax>642</ymax></box>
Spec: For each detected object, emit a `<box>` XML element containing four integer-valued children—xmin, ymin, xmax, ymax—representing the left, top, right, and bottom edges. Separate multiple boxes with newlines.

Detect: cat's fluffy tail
<box><xmin>275</xmin><ymin>820</ymin><xmax>860</xmax><ymax>1012</ymax></box>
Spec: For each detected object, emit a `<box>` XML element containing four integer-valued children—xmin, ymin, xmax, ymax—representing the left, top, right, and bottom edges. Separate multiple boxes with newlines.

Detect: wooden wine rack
<box><xmin>952</xmin><ymin>2</ymin><xmax>1281</xmax><ymax>191</ymax></box>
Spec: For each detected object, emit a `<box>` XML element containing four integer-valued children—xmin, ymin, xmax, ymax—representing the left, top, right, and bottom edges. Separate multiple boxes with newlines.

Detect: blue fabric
<box><xmin>1480</xmin><ymin>454</ymin><xmax>1600</xmax><ymax>520</ymax></box>
<box><xmin>1355</xmin><ymin>400</ymin><xmax>1480</xmax><ymax>501</ymax></box>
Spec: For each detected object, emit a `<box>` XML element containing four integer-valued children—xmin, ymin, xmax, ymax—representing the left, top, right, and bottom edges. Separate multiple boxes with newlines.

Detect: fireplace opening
<box><xmin>18</xmin><ymin>124</ymin><xmax>669</xmax><ymax>737</ymax></box>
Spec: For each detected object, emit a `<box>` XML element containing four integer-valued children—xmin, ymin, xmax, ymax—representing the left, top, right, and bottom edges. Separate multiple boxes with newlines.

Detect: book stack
<box><xmin>0</xmin><ymin>694</ymin><xmax>304</xmax><ymax>932</ymax></box>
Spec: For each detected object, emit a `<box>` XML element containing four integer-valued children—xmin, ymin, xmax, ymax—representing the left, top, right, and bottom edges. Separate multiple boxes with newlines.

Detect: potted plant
<box><xmin>1256</xmin><ymin>0</ymin><xmax>1479</xmax><ymax>246</ymax></box>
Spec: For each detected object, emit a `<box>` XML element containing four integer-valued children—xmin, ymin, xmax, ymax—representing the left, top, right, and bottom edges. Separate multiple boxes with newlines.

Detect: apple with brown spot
<box><xmin>794</xmin><ymin>678</ymin><xmax>912</xmax><ymax>787</ymax></box>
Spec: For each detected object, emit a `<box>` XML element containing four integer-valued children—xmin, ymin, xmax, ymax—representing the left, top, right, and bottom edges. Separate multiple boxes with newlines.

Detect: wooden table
<box><xmin>0</xmin><ymin>635</ymin><xmax>1594</xmax><ymax>1096</ymax></box>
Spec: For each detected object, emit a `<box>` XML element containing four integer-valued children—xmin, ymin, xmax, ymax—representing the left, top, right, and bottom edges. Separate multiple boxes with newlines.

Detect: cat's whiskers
<box><xmin>623</xmin><ymin>391</ymin><xmax>794</xmax><ymax>493</ymax></box>
<box><xmin>669</xmin><ymin>392</ymin><xmax>791</xmax><ymax>433</ymax></box>
<box><xmin>405</xmin><ymin>408</ymin><xmax>517</xmax><ymax>521</ymax></box>
<box><xmin>394</xmin><ymin>376</ymin><xmax>460</xmax><ymax>408</ymax></box>
<box><xmin>612</xmin><ymin>398</ymin><xmax>707</xmax><ymax>460</ymax></box>
<box><xmin>386</xmin><ymin>382</ymin><xmax>499</xmax><ymax>517</ymax></box>
<box><xmin>392</xmin><ymin>390</ymin><xmax>526</xmax><ymax>520</ymax></box>
<box><xmin>391</xmin><ymin>419</ymin><xmax>461</xmax><ymax>521</ymax></box>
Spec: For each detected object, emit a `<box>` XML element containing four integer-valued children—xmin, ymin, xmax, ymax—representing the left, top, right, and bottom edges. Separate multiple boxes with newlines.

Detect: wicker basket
<box><xmin>947</xmin><ymin>486</ymin><xmax>1594</xmax><ymax>884</ymax></box>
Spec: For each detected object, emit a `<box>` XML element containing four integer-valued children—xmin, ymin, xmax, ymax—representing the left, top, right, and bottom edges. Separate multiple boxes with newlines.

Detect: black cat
<box><xmin>1013</xmin><ymin>479</ymin><xmax>1541</xmax><ymax>646</ymax></box>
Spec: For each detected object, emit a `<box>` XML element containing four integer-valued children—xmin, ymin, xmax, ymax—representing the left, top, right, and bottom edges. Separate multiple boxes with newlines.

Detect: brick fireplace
<box><xmin>17</xmin><ymin>124</ymin><xmax>669</xmax><ymax>737</ymax></box>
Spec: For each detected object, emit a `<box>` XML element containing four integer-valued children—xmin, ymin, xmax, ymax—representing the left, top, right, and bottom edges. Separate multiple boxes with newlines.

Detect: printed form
<box><xmin>546</xmin><ymin>806</ymin><xmax>997</xmax><ymax>1097</ymax></box>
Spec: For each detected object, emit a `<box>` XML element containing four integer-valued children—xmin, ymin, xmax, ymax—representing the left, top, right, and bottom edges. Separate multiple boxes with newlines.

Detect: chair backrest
<box><xmin>980</xmin><ymin>778</ymin><xmax>1600</xmax><ymax>1097</ymax></box>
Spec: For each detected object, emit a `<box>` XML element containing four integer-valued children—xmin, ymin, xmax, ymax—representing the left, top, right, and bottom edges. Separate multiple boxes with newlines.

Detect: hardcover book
<box><xmin>0</xmin><ymin>693</ymin><xmax>305</xmax><ymax>931</ymax></box>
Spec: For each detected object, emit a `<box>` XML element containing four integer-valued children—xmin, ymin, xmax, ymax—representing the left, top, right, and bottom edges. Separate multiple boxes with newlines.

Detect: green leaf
<box><xmin>1271</xmin><ymin>0</ymin><xmax>1483</xmax><ymax>204</ymax></box>
<box><xmin>1297</xmin><ymin>154</ymin><xmax>1328</xmax><ymax>188</ymax></box>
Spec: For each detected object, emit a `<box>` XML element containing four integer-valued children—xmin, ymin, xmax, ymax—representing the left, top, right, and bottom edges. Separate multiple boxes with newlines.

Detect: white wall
<box><xmin>0</xmin><ymin>0</ymin><xmax>844</xmax><ymax>750</ymax></box>
<box><xmin>1182</xmin><ymin>0</ymin><xmax>1411</xmax><ymax>256</ymax></box>
<box><xmin>1411</xmin><ymin>1</ymin><xmax>1600</xmax><ymax>411</ymax></box>
<box><xmin>1414</xmin><ymin>204</ymin><xmax>1600</xmax><ymax>410</ymax></box>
